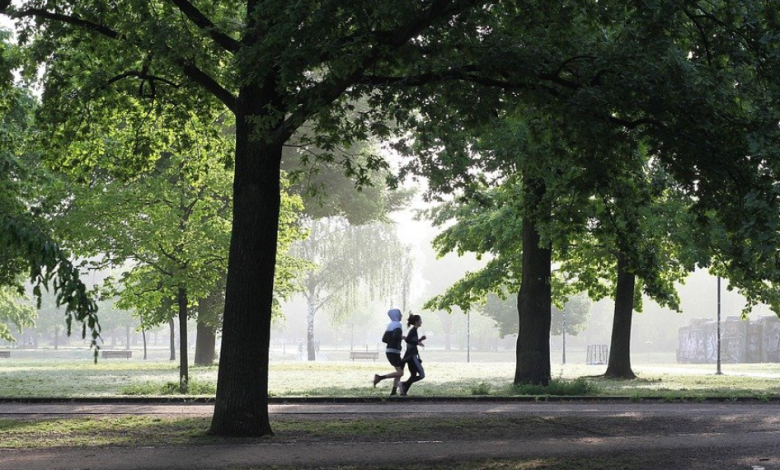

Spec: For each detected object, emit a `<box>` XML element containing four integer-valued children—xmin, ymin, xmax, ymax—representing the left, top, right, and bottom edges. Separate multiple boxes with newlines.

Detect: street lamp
<box><xmin>716</xmin><ymin>276</ymin><xmax>723</xmax><ymax>375</ymax></box>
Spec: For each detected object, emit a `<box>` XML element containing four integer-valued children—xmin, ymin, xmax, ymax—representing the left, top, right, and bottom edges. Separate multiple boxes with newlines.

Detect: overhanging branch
<box><xmin>168</xmin><ymin>0</ymin><xmax>239</xmax><ymax>54</ymax></box>
<box><xmin>1</xmin><ymin>6</ymin><xmax>238</xmax><ymax>114</ymax></box>
<box><xmin>4</xmin><ymin>7</ymin><xmax>121</xmax><ymax>40</ymax></box>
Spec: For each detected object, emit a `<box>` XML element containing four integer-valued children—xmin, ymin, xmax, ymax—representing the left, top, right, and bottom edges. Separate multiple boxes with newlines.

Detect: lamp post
<box><xmin>716</xmin><ymin>276</ymin><xmax>723</xmax><ymax>375</ymax></box>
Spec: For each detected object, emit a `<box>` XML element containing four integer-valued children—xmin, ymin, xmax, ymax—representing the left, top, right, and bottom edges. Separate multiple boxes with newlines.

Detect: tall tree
<box><xmin>0</xmin><ymin>0</ymin><xmax>497</xmax><ymax>437</ymax></box>
<box><xmin>399</xmin><ymin>3</ymin><xmax>780</xmax><ymax>385</ymax></box>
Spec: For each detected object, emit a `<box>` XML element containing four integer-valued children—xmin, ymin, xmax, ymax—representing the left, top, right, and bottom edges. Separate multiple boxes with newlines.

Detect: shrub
<box><xmin>470</xmin><ymin>382</ymin><xmax>492</xmax><ymax>395</ymax></box>
<box><xmin>509</xmin><ymin>377</ymin><xmax>597</xmax><ymax>396</ymax></box>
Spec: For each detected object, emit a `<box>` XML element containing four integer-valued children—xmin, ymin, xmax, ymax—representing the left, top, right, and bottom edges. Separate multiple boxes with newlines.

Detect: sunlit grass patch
<box><xmin>1</xmin><ymin>353</ymin><xmax>780</xmax><ymax>399</ymax></box>
<box><xmin>121</xmin><ymin>379</ymin><xmax>217</xmax><ymax>396</ymax></box>
<box><xmin>0</xmin><ymin>416</ymin><xmax>215</xmax><ymax>448</ymax></box>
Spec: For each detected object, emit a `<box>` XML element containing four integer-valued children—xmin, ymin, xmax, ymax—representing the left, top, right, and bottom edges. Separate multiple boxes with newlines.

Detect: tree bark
<box><xmin>604</xmin><ymin>254</ymin><xmax>637</xmax><ymax>379</ymax></box>
<box><xmin>210</xmin><ymin>92</ymin><xmax>284</xmax><ymax>436</ymax></box>
<box><xmin>195</xmin><ymin>320</ymin><xmax>217</xmax><ymax>365</ymax></box>
<box><xmin>514</xmin><ymin>177</ymin><xmax>552</xmax><ymax>386</ymax></box>
<box><xmin>178</xmin><ymin>286</ymin><xmax>189</xmax><ymax>393</ymax></box>
<box><xmin>306</xmin><ymin>289</ymin><xmax>317</xmax><ymax>361</ymax></box>
<box><xmin>169</xmin><ymin>318</ymin><xmax>176</xmax><ymax>361</ymax></box>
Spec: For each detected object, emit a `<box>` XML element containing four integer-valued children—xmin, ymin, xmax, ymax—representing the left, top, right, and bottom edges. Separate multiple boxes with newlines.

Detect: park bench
<box><xmin>0</xmin><ymin>350</ymin><xmax>9</xmax><ymax>358</ymax></box>
<box><xmin>101</xmin><ymin>350</ymin><xmax>132</xmax><ymax>359</ymax></box>
<box><xmin>349</xmin><ymin>351</ymin><xmax>379</xmax><ymax>361</ymax></box>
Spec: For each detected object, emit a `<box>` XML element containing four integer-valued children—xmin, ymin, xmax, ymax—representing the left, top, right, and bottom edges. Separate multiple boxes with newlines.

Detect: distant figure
<box><xmin>400</xmin><ymin>314</ymin><xmax>426</xmax><ymax>396</ymax></box>
<box><xmin>315</xmin><ymin>338</ymin><xmax>321</xmax><ymax>353</ymax></box>
<box><xmin>373</xmin><ymin>308</ymin><xmax>405</xmax><ymax>395</ymax></box>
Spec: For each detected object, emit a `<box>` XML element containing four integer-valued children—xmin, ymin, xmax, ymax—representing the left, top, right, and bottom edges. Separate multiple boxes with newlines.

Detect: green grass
<box><xmin>238</xmin><ymin>458</ymin><xmax>651</xmax><ymax>470</ymax></box>
<box><xmin>1</xmin><ymin>347</ymin><xmax>780</xmax><ymax>399</ymax></box>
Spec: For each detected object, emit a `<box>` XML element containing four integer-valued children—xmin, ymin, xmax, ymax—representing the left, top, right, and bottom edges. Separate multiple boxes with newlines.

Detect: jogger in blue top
<box><xmin>373</xmin><ymin>308</ymin><xmax>405</xmax><ymax>396</ymax></box>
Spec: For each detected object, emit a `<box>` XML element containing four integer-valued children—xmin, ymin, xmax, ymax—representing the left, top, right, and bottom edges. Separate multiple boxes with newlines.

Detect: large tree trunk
<box><xmin>178</xmin><ymin>286</ymin><xmax>189</xmax><ymax>393</ymax></box>
<box><xmin>604</xmin><ymin>254</ymin><xmax>637</xmax><ymax>379</ymax></box>
<box><xmin>210</xmin><ymin>97</ymin><xmax>284</xmax><ymax>436</ymax></box>
<box><xmin>514</xmin><ymin>178</ymin><xmax>552</xmax><ymax>386</ymax></box>
<box><xmin>195</xmin><ymin>320</ymin><xmax>217</xmax><ymax>365</ymax></box>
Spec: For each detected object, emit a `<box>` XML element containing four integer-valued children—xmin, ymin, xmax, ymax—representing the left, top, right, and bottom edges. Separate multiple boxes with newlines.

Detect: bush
<box><xmin>509</xmin><ymin>377</ymin><xmax>597</xmax><ymax>396</ymax></box>
<box><xmin>469</xmin><ymin>382</ymin><xmax>492</xmax><ymax>395</ymax></box>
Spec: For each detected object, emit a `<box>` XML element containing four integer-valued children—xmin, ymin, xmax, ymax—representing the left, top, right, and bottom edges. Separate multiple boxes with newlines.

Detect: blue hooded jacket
<box><xmin>382</xmin><ymin>308</ymin><xmax>403</xmax><ymax>353</ymax></box>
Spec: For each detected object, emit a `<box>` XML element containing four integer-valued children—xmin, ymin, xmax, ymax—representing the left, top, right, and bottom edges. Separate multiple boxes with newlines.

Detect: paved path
<box><xmin>1</xmin><ymin>402</ymin><xmax>779</xmax><ymax>469</ymax></box>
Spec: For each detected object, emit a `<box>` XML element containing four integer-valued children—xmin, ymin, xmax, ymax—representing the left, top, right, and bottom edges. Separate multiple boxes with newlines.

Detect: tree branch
<box><xmin>274</xmin><ymin>0</ymin><xmax>490</xmax><ymax>141</ymax></box>
<box><xmin>1</xmin><ymin>6</ymin><xmax>238</xmax><ymax>114</ymax></box>
<box><xmin>105</xmin><ymin>71</ymin><xmax>180</xmax><ymax>89</ymax></box>
<box><xmin>176</xmin><ymin>58</ymin><xmax>238</xmax><ymax>113</ymax></box>
<box><xmin>4</xmin><ymin>8</ymin><xmax>120</xmax><ymax>40</ymax></box>
<box><xmin>167</xmin><ymin>0</ymin><xmax>239</xmax><ymax>53</ymax></box>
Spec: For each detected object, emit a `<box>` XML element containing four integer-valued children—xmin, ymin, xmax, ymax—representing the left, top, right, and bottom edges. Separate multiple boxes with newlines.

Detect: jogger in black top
<box><xmin>400</xmin><ymin>314</ymin><xmax>425</xmax><ymax>396</ymax></box>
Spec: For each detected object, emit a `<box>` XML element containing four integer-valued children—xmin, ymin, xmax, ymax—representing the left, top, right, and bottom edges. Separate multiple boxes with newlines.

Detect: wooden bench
<box><xmin>0</xmin><ymin>350</ymin><xmax>9</xmax><ymax>358</ymax></box>
<box><xmin>349</xmin><ymin>351</ymin><xmax>379</xmax><ymax>361</ymax></box>
<box><xmin>101</xmin><ymin>350</ymin><xmax>132</xmax><ymax>359</ymax></box>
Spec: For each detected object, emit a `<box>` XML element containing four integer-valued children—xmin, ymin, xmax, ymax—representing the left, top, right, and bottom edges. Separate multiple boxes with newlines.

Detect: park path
<box><xmin>1</xmin><ymin>402</ymin><xmax>779</xmax><ymax>469</ymax></box>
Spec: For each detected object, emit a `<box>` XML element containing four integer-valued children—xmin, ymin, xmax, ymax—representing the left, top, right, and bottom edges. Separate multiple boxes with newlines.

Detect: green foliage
<box><xmin>0</xmin><ymin>286</ymin><xmax>35</xmax><ymax>342</ymax></box>
<box><xmin>480</xmin><ymin>291</ymin><xmax>591</xmax><ymax>339</ymax></box>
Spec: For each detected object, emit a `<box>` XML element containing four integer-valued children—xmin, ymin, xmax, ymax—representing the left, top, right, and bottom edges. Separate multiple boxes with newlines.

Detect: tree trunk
<box><xmin>169</xmin><ymin>318</ymin><xmax>176</xmax><ymax>361</ymax></box>
<box><xmin>125</xmin><ymin>325</ymin><xmax>131</xmax><ymax>350</ymax></box>
<box><xmin>210</xmin><ymin>97</ymin><xmax>284</xmax><ymax>436</ymax></box>
<box><xmin>514</xmin><ymin>178</ymin><xmax>552</xmax><ymax>386</ymax></box>
<box><xmin>195</xmin><ymin>320</ymin><xmax>217</xmax><ymax>365</ymax></box>
<box><xmin>604</xmin><ymin>254</ymin><xmax>637</xmax><ymax>379</ymax></box>
<box><xmin>178</xmin><ymin>286</ymin><xmax>189</xmax><ymax>393</ymax></box>
<box><xmin>306</xmin><ymin>296</ymin><xmax>317</xmax><ymax>361</ymax></box>
<box><xmin>142</xmin><ymin>329</ymin><xmax>147</xmax><ymax>360</ymax></box>
<box><xmin>195</xmin><ymin>286</ymin><xmax>222</xmax><ymax>366</ymax></box>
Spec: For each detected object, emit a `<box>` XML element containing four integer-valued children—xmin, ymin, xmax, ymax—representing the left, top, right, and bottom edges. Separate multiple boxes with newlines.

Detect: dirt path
<box><xmin>1</xmin><ymin>402</ymin><xmax>779</xmax><ymax>469</ymax></box>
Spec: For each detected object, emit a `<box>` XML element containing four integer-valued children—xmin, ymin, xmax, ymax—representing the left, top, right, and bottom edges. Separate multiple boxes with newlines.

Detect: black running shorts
<box><xmin>386</xmin><ymin>352</ymin><xmax>403</xmax><ymax>367</ymax></box>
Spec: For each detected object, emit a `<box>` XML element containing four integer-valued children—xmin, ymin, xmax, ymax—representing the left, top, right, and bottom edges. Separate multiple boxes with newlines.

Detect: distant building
<box><xmin>677</xmin><ymin>315</ymin><xmax>780</xmax><ymax>363</ymax></box>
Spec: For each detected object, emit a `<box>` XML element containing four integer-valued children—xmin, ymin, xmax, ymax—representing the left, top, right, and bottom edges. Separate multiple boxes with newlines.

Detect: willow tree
<box><xmin>294</xmin><ymin>218</ymin><xmax>409</xmax><ymax>360</ymax></box>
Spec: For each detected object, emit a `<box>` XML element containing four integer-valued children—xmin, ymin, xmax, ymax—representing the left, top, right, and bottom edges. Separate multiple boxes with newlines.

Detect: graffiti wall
<box><xmin>677</xmin><ymin>315</ymin><xmax>780</xmax><ymax>363</ymax></box>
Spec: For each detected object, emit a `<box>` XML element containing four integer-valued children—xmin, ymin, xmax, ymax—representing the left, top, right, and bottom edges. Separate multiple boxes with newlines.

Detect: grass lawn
<box><xmin>0</xmin><ymin>346</ymin><xmax>779</xmax><ymax>399</ymax></box>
